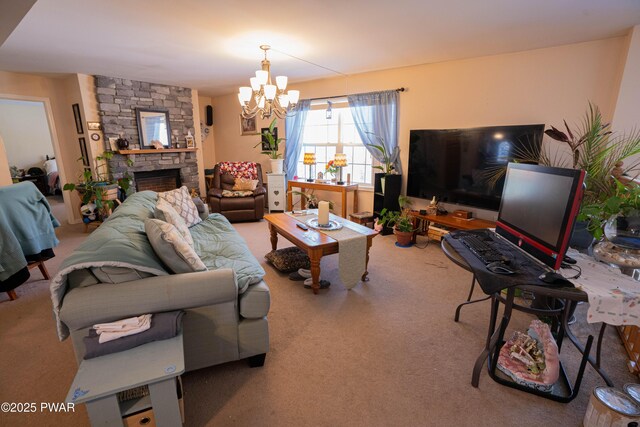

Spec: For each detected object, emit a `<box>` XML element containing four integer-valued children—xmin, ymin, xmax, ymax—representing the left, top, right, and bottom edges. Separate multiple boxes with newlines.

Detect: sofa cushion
<box><xmin>190</xmin><ymin>213</ymin><xmax>265</xmax><ymax>293</ymax></box>
<box><xmin>145</xmin><ymin>219</ymin><xmax>207</xmax><ymax>274</ymax></box>
<box><xmin>265</xmin><ymin>247</ymin><xmax>310</xmax><ymax>272</ymax></box>
<box><xmin>218</xmin><ymin>161</ymin><xmax>258</xmax><ymax>180</ymax></box>
<box><xmin>90</xmin><ymin>266</ymin><xmax>155</xmax><ymax>284</ymax></box>
<box><xmin>222</xmin><ymin>189</ymin><xmax>254</xmax><ymax>198</ymax></box>
<box><xmin>158</xmin><ymin>186</ymin><xmax>202</xmax><ymax>227</ymax></box>
<box><xmin>154</xmin><ymin>199</ymin><xmax>194</xmax><ymax>247</ymax></box>
<box><xmin>233</xmin><ymin>178</ymin><xmax>259</xmax><ymax>191</ymax></box>
<box><xmin>67</xmin><ymin>269</ymin><xmax>99</xmax><ymax>289</ymax></box>
<box><xmin>239</xmin><ymin>281</ymin><xmax>270</xmax><ymax>318</ymax></box>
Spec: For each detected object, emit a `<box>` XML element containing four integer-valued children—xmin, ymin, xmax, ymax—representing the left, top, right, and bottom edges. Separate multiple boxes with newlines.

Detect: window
<box><xmin>296</xmin><ymin>102</ymin><xmax>374</xmax><ymax>186</ymax></box>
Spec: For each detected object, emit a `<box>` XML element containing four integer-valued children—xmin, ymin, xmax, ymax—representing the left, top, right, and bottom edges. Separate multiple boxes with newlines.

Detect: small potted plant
<box><xmin>254</xmin><ymin>118</ymin><xmax>284</xmax><ymax>173</ymax></box>
<box><xmin>377</xmin><ymin>195</ymin><xmax>414</xmax><ymax>246</ymax></box>
<box><xmin>288</xmin><ymin>190</ymin><xmax>334</xmax><ymax>211</ymax></box>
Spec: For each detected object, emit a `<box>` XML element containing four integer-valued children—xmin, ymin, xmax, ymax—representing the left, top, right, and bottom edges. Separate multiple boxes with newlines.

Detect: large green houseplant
<box><xmin>63</xmin><ymin>151</ymin><xmax>132</xmax><ymax>218</ymax></box>
<box><xmin>489</xmin><ymin>103</ymin><xmax>640</xmax><ymax>240</ymax></box>
<box><xmin>254</xmin><ymin>118</ymin><xmax>285</xmax><ymax>173</ymax></box>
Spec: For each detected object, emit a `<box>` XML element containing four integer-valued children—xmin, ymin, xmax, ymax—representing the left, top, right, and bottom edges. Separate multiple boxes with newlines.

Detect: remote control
<box><xmin>296</xmin><ymin>223</ymin><xmax>309</xmax><ymax>231</ymax></box>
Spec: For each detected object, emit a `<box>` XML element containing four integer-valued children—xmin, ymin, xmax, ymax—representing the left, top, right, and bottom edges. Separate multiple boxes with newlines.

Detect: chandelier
<box><xmin>238</xmin><ymin>45</ymin><xmax>300</xmax><ymax>119</ymax></box>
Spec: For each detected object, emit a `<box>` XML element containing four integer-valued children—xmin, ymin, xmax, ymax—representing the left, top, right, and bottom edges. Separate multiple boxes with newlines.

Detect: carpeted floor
<box><xmin>0</xmin><ymin>200</ymin><xmax>637</xmax><ymax>426</ymax></box>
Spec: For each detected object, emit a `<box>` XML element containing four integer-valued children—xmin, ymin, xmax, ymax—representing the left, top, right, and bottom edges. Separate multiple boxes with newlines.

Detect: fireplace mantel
<box><xmin>118</xmin><ymin>148</ymin><xmax>197</xmax><ymax>155</ymax></box>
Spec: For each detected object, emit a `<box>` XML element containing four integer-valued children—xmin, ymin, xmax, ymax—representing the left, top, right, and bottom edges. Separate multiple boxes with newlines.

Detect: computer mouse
<box><xmin>539</xmin><ymin>272</ymin><xmax>572</xmax><ymax>284</ymax></box>
<box><xmin>486</xmin><ymin>261</ymin><xmax>515</xmax><ymax>275</ymax></box>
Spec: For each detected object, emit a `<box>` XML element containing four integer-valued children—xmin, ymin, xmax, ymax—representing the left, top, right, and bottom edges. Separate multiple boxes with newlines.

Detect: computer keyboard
<box><xmin>459</xmin><ymin>234</ymin><xmax>506</xmax><ymax>265</ymax></box>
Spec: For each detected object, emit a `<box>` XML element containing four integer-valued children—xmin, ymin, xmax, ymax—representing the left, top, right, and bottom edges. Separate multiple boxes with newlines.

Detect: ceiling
<box><xmin>1</xmin><ymin>0</ymin><xmax>640</xmax><ymax>97</ymax></box>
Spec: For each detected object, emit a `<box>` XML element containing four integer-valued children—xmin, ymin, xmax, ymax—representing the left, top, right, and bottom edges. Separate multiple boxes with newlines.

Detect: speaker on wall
<box><xmin>206</xmin><ymin>105</ymin><xmax>213</xmax><ymax>126</ymax></box>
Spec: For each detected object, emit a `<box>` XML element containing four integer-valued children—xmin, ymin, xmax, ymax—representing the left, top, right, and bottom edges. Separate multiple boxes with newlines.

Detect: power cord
<box><xmin>561</xmin><ymin>263</ymin><xmax>582</xmax><ymax>279</ymax></box>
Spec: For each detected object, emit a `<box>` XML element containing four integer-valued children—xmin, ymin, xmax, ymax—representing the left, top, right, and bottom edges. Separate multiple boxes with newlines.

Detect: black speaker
<box><xmin>205</xmin><ymin>105</ymin><xmax>213</xmax><ymax>126</ymax></box>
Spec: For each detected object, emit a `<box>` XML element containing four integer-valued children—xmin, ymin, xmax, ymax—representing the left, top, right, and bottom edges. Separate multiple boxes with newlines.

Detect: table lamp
<box><xmin>334</xmin><ymin>153</ymin><xmax>348</xmax><ymax>185</ymax></box>
<box><xmin>303</xmin><ymin>153</ymin><xmax>316</xmax><ymax>182</ymax></box>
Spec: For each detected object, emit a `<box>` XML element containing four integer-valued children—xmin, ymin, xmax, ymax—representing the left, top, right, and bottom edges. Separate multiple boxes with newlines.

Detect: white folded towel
<box><xmin>94</xmin><ymin>314</ymin><xmax>152</xmax><ymax>344</ymax></box>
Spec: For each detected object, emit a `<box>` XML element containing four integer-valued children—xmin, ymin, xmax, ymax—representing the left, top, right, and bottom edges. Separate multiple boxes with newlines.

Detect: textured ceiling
<box><xmin>1</xmin><ymin>0</ymin><xmax>639</xmax><ymax>96</ymax></box>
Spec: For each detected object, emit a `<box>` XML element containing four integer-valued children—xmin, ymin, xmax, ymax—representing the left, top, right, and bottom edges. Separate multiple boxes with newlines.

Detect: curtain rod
<box><xmin>308</xmin><ymin>88</ymin><xmax>405</xmax><ymax>102</ymax></box>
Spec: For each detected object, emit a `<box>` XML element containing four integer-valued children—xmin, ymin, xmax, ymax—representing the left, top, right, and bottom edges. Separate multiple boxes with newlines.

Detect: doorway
<box><xmin>0</xmin><ymin>95</ymin><xmax>71</xmax><ymax>224</ymax></box>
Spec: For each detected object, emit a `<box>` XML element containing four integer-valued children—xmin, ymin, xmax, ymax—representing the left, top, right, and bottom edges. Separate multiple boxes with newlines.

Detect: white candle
<box><xmin>318</xmin><ymin>201</ymin><xmax>330</xmax><ymax>226</ymax></box>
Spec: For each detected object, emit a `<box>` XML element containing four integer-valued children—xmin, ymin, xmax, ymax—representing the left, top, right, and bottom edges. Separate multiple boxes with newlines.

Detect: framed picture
<box><xmin>240</xmin><ymin>115</ymin><xmax>258</xmax><ymax>135</ymax></box>
<box><xmin>87</xmin><ymin>121</ymin><xmax>102</xmax><ymax>131</ymax></box>
<box><xmin>185</xmin><ymin>134</ymin><xmax>195</xmax><ymax>148</ymax></box>
<box><xmin>79</xmin><ymin>137</ymin><xmax>89</xmax><ymax>167</ymax></box>
<box><xmin>261</xmin><ymin>126</ymin><xmax>277</xmax><ymax>151</ymax></box>
<box><xmin>72</xmin><ymin>103</ymin><xmax>83</xmax><ymax>134</ymax></box>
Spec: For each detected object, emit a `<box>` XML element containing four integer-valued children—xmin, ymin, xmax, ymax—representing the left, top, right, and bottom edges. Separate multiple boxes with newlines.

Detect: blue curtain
<box><xmin>284</xmin><ymin>99</ymin><xmax>311</xmax><ymax>180</ymax></box>
<box><xmin>348</xmin><ymin>90</ymin><xmax>401</xmax><ymax>174</ymax></box>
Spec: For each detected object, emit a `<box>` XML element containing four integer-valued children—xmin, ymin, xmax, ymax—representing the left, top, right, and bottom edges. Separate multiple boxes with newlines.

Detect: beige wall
<box><xmin>613</xmin><ymin>25</ymin><xmax>640</xmax><ymax>134</ymax></box>
<box><xmin>198</xmin><ymin>95</ymin><xmax>216</xmax><ymax>169</ymax></box>
<box><xmin>0</xmin><ymin>71</ymin><xmax>84</xmax><ymax>223</ymax></box>
<box><xmin>212</xmin><ymin>36</ymin><xmax>629</xmax><ymax>219</ymax></box>
<box><xmin>0</xmin><ymin>99</ymin><xmax>54</xmax><ymax>170</ymax></box>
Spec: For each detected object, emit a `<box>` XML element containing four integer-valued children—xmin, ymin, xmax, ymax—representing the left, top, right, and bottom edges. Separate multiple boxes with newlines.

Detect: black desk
<box><xmin>441</xmin><ymin>234</ymin><xmax>612</xmax><ymax>403</ymax></box>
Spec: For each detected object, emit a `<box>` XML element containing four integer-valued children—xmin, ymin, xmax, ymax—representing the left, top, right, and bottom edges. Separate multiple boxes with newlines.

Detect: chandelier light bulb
<box><xmin>237</xmin><ymin>93</ymin><xmax>245</xmax><ymax>106</ymax></box>
<box><xmin>288</xmin><ymin>90</ymin><xmax>300</xmax><ymax>105</ymax></box>
<box><xmin>264</xmin><ymin>84</ymin><xmax>277</xmax><ymax>100</ymax></box>
<box><xmin>257</xmin><ymin>96</ymin><xmax>266</xmax><ymax>108</ymax></box>
<box><xmin>239</xmin><ymin>86</ymin><xmax>253</xmax><ymax>102</ymax></box>
<box><xmin>255</xmin><ymin>70</ymin><xmax>268</xmax><ymax>86</ymax></box>
<box><xmin>276</xmin><ymin>76</ymin><xmax>288</xmax><ymax>90</ymax></box>
<box><xmin>250</xmin><ymin>77</ymin><xmax>260</xmax><ymax>91</ymax></box>
<box><xmin>279</xmin><ymin>94</ymin><xmax>290</xmax><ymax>108</ymax></box>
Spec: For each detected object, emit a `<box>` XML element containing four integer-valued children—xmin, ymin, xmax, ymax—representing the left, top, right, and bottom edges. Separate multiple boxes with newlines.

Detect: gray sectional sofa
<box><xmin>50</xmin><ymin>191</ymin><xmax>270</xmax><ymax>372</ymax></box>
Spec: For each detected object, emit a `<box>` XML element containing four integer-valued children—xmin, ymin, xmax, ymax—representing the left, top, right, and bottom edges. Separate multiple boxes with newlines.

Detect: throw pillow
<box><xmin>222</xmin><ymin>189</ymin><xmax>254</xmax><ymax>198</ymax></box>
<box><xmin>233</xmin><ymin>178</ymin><xmax>259</xmax><ymax>191</ymax></box>
<box><xmin>158</xmin><ymin>186</ymin><xmax>202</xmax><ymax>227</ymax></box>
<box><xmin>154</xmin><ymin>199</ymin><xmax>194</xmax><ymax>247</ymax></box>
<box><xmin>265</xmin><ymin>247</ymin><xmax>311</xmax><ymax>272</ymax></box>
<box><xmin>145</xmin><ymin>219</ymin><xmax>207</xmax><ymax>274</ymax></box>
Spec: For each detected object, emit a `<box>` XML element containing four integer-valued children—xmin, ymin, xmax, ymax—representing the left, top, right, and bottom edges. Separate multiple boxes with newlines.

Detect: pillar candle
<box><xmin>318</xmin><ymin>201</ymin><xmax>330</xmax><ymax>226</ymax></box>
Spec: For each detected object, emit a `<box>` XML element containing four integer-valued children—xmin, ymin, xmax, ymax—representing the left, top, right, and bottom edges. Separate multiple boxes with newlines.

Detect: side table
<box><xmin>66</xmin><ymin>333</ymin><xmax>184</xmax><ymax>427</ymax></box>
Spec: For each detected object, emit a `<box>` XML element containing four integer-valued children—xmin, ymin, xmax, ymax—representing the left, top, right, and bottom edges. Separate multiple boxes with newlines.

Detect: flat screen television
<box><xmin>407</xmin><ymin>125</ymin><xmax>544</xmax><ymax>211</ymax></box>
<box><xmin>496</xmin><ymin>163</ymin><xmax>585</xmax><ymax>270</ymax></box>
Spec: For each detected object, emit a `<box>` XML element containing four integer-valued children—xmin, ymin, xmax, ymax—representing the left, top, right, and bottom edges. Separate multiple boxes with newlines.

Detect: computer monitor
<box><xmin>495</xmin><ymin>163</ymin><xmax>586</xmax><ymax>270</ymax></box>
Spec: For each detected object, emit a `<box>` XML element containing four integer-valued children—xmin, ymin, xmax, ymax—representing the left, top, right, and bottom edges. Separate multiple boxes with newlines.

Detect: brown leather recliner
<box><xmin>207</xmin><ymin>163</ymin><xmax>265</xmax><ymax>222</ymax></box>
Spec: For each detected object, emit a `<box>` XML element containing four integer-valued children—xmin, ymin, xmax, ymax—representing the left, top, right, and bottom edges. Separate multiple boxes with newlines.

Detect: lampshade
<box><xmin>303</xmin><ymin>153</ymin><xmax>316</xmax><ymax>165</ymax></box>
<box><xmin>334</xmin><ymin>153</ymin><xmax>348</xmax><ymax>167</ymax></box>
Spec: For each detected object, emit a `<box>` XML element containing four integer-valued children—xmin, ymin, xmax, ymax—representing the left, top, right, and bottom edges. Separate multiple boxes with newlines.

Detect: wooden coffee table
<box><xmin>264</xmin><ymin>213</ymin><xmax>377</xmax><ymax>294</ymax></box>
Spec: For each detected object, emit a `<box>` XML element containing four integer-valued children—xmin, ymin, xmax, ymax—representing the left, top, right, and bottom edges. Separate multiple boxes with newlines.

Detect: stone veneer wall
<box><xmin>94</xmin><ymin>75</ymin><xmax>199</xmax><ymax>190</ymax></box>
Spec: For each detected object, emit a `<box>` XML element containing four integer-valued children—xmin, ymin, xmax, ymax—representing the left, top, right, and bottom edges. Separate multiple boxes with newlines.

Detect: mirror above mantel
<box><xmin>135</xmin><ymin>108</ymin><xmax>172</xmax><ymax>148</ymax></box>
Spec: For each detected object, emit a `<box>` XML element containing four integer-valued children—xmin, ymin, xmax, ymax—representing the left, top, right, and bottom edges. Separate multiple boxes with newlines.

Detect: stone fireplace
<box><xmin>94</xmin><ymin>75</ymin><xmax>200</xmax><ymax>193</ymax></box>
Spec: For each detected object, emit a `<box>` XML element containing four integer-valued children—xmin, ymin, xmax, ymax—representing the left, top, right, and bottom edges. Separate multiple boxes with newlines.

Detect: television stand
<box><xmin>409</xmin><ymin>211</ymin><xmax>495</xmax><ymax>242</ymax></box>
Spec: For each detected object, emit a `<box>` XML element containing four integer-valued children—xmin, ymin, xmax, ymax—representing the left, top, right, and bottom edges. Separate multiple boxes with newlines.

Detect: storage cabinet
<box><xmin>267</xmin><ymin>173</ymin><xmax>286</xmax><ymax>212</ymax></box>
<box><xmin>373</xmin><ymin>173</ymin><xmax>401</xmax><ymax>235</ymax></box>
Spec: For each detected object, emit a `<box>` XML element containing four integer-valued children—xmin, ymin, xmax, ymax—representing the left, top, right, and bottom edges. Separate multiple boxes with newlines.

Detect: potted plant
<box><xmin>288</xmin><ymin>190</ymin><xmax>335</xmax><ymax>211</ymax></box>
<box><xmin>377</xmin><ymin>195</ymin><xmax>414</xmax><ymax>246</ymax></box>
<box><xmin>255</xmin><ymin>118</ymin><xmax>284</xmax><ymax>174</ymax></box>
<box><xmin>579</xmin><ymin>179</ymin><xmax>640</xmax><ymax>245</ymax></box>
<box><xmin>370</xmin><ymin>137</ymin><xmax>396</xmax><ymax>193</ymax></box>
<box><xmin>63</xmin><ymin>151</ymin><xmax>132</xmax><ymax>220</ymax></box>
<box><xmin>488</xmin><ymin>103</ymin><xmax>640</xmax><ymax>244</ymax></box>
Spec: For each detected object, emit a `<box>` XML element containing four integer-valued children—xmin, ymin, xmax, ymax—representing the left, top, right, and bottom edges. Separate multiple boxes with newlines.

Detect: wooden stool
<box><xmin>28</xmin><ymin>260</ymin><xmax>51</xmax><ymax>280</ymax></box>
<box><xmin>349</xmin><ymin>211</ymin><xmax>374</xmax><ymax>228</ymax></box>
<box><xmin>4</xmin><ymin>260</ymin><xmax>50</xmax><ymax>301</ymax></box>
